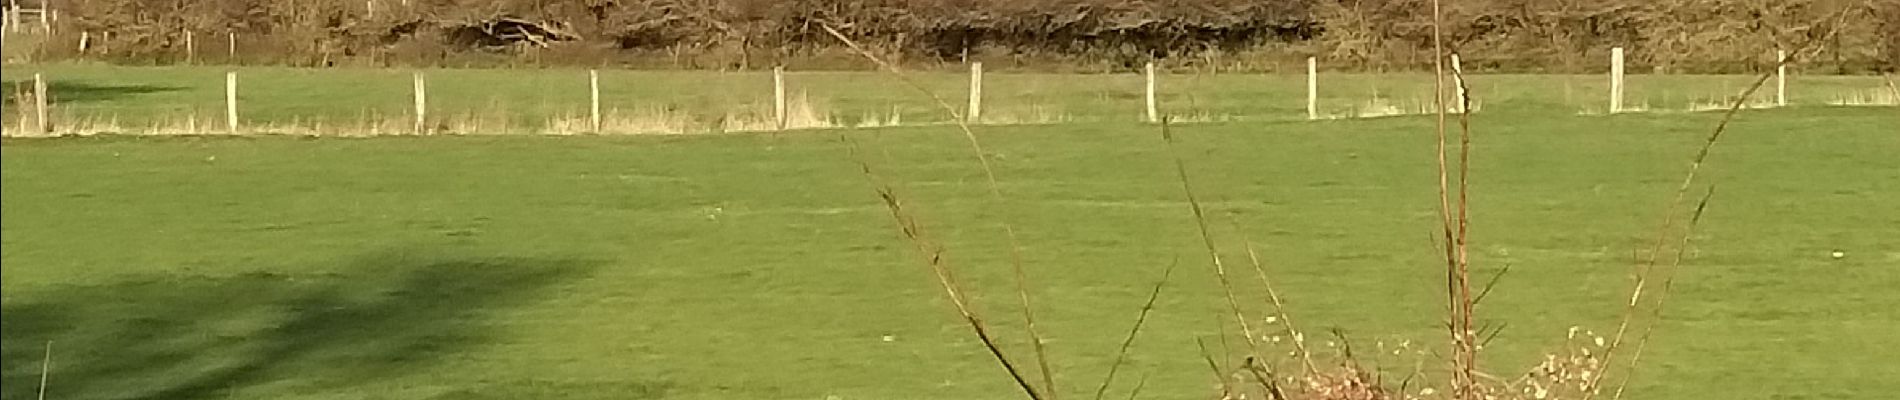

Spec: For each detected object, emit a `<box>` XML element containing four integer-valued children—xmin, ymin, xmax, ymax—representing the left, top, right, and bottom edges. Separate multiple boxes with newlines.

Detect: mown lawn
<box><xmin>2</xmin><ymin>85</ymin><xmax>1897</xmax><ymax>399</ymax></box>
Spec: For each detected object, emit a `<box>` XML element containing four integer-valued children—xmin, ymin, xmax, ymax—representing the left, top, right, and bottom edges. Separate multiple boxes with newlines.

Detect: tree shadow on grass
<box><xmin>1</xmin><ymin>80</ymin><xmax>183</xmax><ymax>104</ymax></box>
<box><xmin>0</xmin><ymin>253</ymin><xmax>600</xmax><ymax>400</ymax></box>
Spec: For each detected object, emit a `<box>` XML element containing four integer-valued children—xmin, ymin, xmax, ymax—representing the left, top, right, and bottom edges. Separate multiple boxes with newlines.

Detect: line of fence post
<box><xmin>7</xmin><ymin>48</ymin><xmax>1849</xmax><ymax>136</ymax></box>
<box><xmin>226</xmin><ymin>71</ymin><xmax>239</xmax><ymax>132</ymax></box>
<box><xmin>1610</xmin><ymin>47</ymin><xmax>1625</xmax><ymax>113</ymax></box>
<box><xmin>1306</xmin><ymin>56</ymin><xmax>1318</xmax><ymax>120</ymax></box>
<box><xmin>1144</xmin><ymin>62</ymin><xmax>1158</xmax><ymax>123</ymax></box>
<box><xmin>968</xmin><ymin>62</ymin><xmax>983</xmax><ymax>123</ymax></box>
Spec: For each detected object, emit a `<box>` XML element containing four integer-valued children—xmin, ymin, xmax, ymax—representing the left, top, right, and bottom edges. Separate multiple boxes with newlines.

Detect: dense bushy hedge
<box><xmin>23</xmin><ymin>0</ymin><xmax>1900</xmax><ymax>72</ymax></box>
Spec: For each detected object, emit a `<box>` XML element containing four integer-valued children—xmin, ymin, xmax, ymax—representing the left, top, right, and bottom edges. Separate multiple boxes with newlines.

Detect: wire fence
<box><xmin>2</xmin><ymin>58</ymin><xmax>1895</xmax><ymax>137</ymax></box>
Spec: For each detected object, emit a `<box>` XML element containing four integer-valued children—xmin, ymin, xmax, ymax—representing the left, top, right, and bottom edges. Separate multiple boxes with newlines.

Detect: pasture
<box><xmin>1</xmin><ymin>66</ymin><xmax>1897</xmax><ymax>400</ymax></box>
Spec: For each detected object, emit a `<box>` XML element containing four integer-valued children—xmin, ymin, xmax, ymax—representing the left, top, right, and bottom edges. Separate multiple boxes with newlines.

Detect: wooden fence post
<box><xmin>1776</xmin><ymin>49</ymin><xmax>1788</xmax><ymax>107</ymax></box>
<box><xmin>34</xmin><ymin>73</ymin><xmax>48</xmax><ymax>134</ymax></box>
<box><xmin>1610</xmin><ymin>47</ymin><xmax>1625</xmax><ymax>113</ymax></box>
<box><xmin>773</xmin><ymin>66</ymin><xmax>787</xmax><ymax>131</ymax></box>
<box><xmin>1144</xmin><ymin>61</ymin><xmax>1158</xmax><ymax>123</ymax></box>
<box><xmin>413</xmin><ymin>72</ymin><xmax>428</xmax><ymax>134</ymax></box>
<box><xmin>589</xmin><ymin>69</ymin><xmax>602</xmax><ymax>133</ymax></box>
<box><xmin>968</xmin><ymin>62</ymin><xmax>983</xmax><ymax>123</ymax></box>
<box><xmin>184</xmin><ymin>29</ymin><xmax>195</xmax><ymax>64</ymax></box>
<box><xmin>1450</xmin><ymin>53</ymin><xmax>1466</xmax><ymax>113</ymax></box>
<box><xmin>1307</xmin><ymin>56</ymin><xmax>1318</xmax><ymax>120</ymax></box>
<box><xmin>226</xmin><ymin>71</ymin><xmax>239</xmax><ymax>133</ymax></box>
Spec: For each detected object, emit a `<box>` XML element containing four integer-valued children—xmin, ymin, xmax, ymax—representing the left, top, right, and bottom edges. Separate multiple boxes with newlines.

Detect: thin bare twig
<box><xmin>1198</xmin><ymin>338</ymin><xmax>1234</xmax><ymax>399</ymax></box>
<box><xmin>844</xmin><ymin>135</ymin><xmax>1044</xmax><ymax>400</ymax></box>
<box><xmin>1477</xmin><ymin>321</ymin><xmax>1509</xmax><ymax>349</ymax></box>
<box><xmin>1585</xmin><ymin>11</ymin><xmax>1853</xmax><ymax>400</ymax></box>
<box><xmin>1159</xmin><ymin>118</ymin><xmax>1263</xmax><ymax>353</ymax></box>
<box><xmin>1428</xmin><ymin>1</ymin><xmax>1477</xmax><ymax>398</ymax></box>
<box><xmin>1093</xmin><ymin>256</ymin><xmax>1180</xmax><ymax>400</ymax></box>
<box><xmin>822</xmin><ymin>23</ymin><xmax>1056</xmax><ymax>400</ymax></box>
<box><xmin>1451</xmin><ymin>49</ymin><xmax>1479</xmax><ymax>396</ymax></box>
<box><xmin>1470</xmin><ymin>263</ymin><xmax>1511</xmax><ymax>307</ymax></box>
<box><xmin>1231</xmin><ymin>219</ymin><xmax>1319</xmax><ymax>374</ymax></box>
<box><xmin>1124</xmin><ymin>372</ymin><xmax>1151</xmax><ymax>400</ymax></box>
<box><xmin>1242</xmin><ymin>357</ymin><xmax>1290</xmax><ymax>400</ymax></box>
<box><xmin>37</xmin><ymin>341</ymin><xmax>51</xmax><ymax>400</ymax></box>
<box><xmin>1609</xmin><ymin>186</ymin><xmax>1716</xmax><ymax>400</ymax></box>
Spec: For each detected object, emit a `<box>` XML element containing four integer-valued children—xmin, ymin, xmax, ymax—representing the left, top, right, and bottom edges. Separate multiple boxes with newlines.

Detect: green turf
<box><xmin>2</xmin><ymin>68</ymin><xmax>1898</xmax><ymax>400</ymax></box>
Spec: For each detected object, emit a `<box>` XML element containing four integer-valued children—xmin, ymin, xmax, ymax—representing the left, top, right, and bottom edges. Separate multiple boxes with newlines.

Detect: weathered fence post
<box><xmin>1144</xmin><ymin>62</ymin><xmax>1158</xmax><ymax>123</ymax></box>
<box><xmin>589</xmin><ymin>69</ymin><xmax>602</xmax><ymax>133</ymax></box>
<box><xmin>184</xmin><ymin>29</ymin><xmax>195</xmax><ymax>64</ymax></box>
<box><xmin>968</xmin><ymin>62</ymin><xmax>983</xmax><ymax>123</ymax></box>
<box><xmin>1450</xmin><ymin>53</ymin><xmax>1466</xmax><ymax>113</ymax></box>
<box><xmin>413</xmin><ymin>72</ymin><xmax>428</xmax><ymax>134</ymax></box>
<box><xmin>1776</xmin><ymin>49</ymin><xmax>1788</xmax><ymax>107</ymax></box>
<box><xmin>1610</xmin><ymin>47</ymin><xmax>1625</xmax><ymax>113</ymax></box>
<box><xmin>773</xmin><ymin>66</ymin><xmax>787</xmax><ymax>131</ymax></box>
<box><xmin>227</xmin><ymin>32</ymin><xmax>236</xmax><ymax>61</ymax></box>
<box><xmin>1307</xmin><ymin>56</ymin><xmax>1318</xmax><ymax>120</ymax></box>
<box><xmin>34</xmin><ymin>73</ymin><xmax>48</xmax><ymax>134</ymax></box>
<box><xmin>226</xmin><ymin>71</ymin><xmax>239</xmax><ymax>133</ymax></box>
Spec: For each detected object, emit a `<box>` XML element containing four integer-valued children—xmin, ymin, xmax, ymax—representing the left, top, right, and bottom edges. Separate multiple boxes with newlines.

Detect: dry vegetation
<box><xmin>823</xmin><ymin>2</ymin><xmax>1863</xmax><ymax>400</ymax></box>
<box><xmin>10</xmin><ymin>0</ymin><xmax>1898</xmax><ymax>72</ymax></box>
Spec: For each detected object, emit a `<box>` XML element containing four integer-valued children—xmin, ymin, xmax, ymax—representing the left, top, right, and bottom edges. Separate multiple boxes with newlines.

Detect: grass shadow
<box><xmin>0</xmin><ymin>252</ymin><xmax>599</xmax><ymax>400</ymax></box>
<box><xmin>1</xmin><ymin>80</ymin><xmax>184</xmax><ymax>104</ymax></box>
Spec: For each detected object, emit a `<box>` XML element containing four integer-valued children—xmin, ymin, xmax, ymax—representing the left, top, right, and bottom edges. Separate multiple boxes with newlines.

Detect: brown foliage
<box><xmin>26</xmin><ymin>0</ymin><xmax>1899</xmax><ymax>72</ymax></box>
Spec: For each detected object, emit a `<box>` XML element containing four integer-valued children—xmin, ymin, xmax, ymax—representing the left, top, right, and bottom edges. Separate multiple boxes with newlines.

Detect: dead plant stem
<box><xmin>822</xmin><ymin>23</ymin><xmax>1056</xmax><ymax>400</ymax></box>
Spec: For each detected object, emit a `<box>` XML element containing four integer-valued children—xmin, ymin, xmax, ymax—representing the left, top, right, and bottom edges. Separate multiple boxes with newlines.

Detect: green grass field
<box><xmin>2</xmin><ymin>66</ymin><xmax>1898</xmax><ymax>400</ymax></box>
